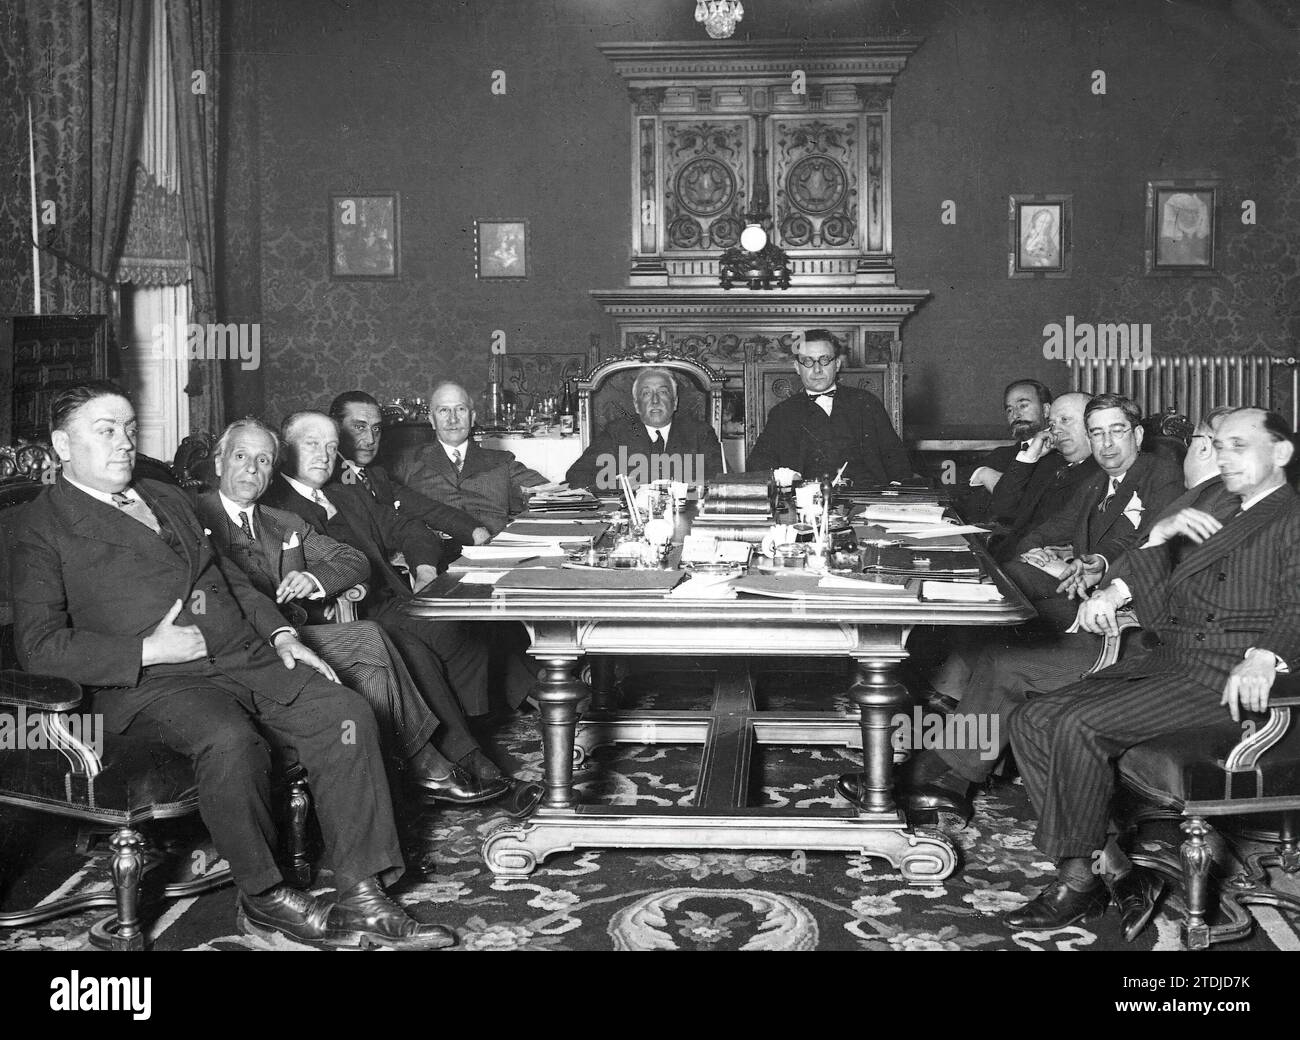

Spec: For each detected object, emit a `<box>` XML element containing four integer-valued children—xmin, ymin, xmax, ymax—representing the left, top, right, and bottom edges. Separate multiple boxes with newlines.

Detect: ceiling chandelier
<box><xmin>695</xmin><ymin>1</ymin><xmax>744</xmax><ymax>40</ymax></box>
<box><xmin>719</xmin><ymin>115</ymin><xmax>790</xmax><ymax>291</ymax></box>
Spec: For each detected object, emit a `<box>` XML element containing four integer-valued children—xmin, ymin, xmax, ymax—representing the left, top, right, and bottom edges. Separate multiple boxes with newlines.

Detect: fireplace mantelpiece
<box><xmin>594</xmin><ymin>41</ymin><xmax>930</xmax><ymax>465</ymax></box>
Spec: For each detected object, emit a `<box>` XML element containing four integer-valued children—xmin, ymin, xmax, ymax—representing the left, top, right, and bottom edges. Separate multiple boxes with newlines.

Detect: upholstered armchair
<box><xmin>575</xmin><ymin>346</ymin><xmax>726</xmax><ymax>450</ymax></box>
<box><xmin>0</xmin><ymin>472</ymin><xmax>315</xmax><ymax>949</ymax></box>
<box><xmin>1088</xmin><ymin>611</ymin><xmax>1300</xmax><ymax>949</ymax></box>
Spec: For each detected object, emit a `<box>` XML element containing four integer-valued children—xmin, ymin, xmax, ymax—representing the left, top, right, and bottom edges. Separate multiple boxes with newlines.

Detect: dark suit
<box><xmin>261</xmin><ymin>474</ymin><xmax>493</xmax><ymax>724</ymax></box>
<box><xmin>1005</xmin><ymin>452</ymin><xmax>1184</xmax><ymax>628</ymax></box>
<box><xmin>391</xmin><ymin>441</ymin><xmax>546</xmax><ymax>536</ymax></box>
<box><xmin>196</xmin><ymin>492</ymin><xmax>438</xmax><ymax>760</ymax></box>
<box><xmin>1010</xmin><ymin>483</ymin><xmax>1300</xmax><ymax>858</ymax></box>
<box><xmin>349</xmin><ymin>459</ymin><xmax>481</xmax><ymax>546</ymax></box>
<box><xmin>746</xmin><ymin>384</ymin><xmax>911</xmax><ymax>486</ymax></box>
<box><xmin>10</xmin><ymin>478</ymin><xmax>402</xmax><ymax>894</ymax></box>
<box><xmin>985</xmin><ymin>453</ymin><xmax>1101</xmax><ymax>560</ymax></box>
<box><xmin>564</xmin><ymin>413</ymin><xmax>724</xmax><ymax>493</ymax></box>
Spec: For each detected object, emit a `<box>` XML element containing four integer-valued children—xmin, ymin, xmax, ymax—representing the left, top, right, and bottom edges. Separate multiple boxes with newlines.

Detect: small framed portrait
<box><xmin>475</xmin><ymin>218</ymin><xmax>530</xmax><ymax>280</ymax></box>
<box><xmin>329</xmin><ymin>192</ymin><xmax>400</xmax><ymax>279</ymax></box>
<box><xmin>1009</xmin><ymin>194</ymin><xmax>1071</xmax><ymax>278</ymax></box>
<box><xmin>1146</xmin><ymin>179</ymin><xmax>1218</xmax><ymax>275</ymax></box>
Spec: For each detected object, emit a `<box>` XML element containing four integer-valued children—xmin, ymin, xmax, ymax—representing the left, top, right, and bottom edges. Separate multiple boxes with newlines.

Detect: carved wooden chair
<box><xmin>1087</xmin><ymin>611</ymin><xmax>1300</xmax><ymax>949</ymax></box>
<box><xmin>575</xmin><ymin>345</ymin><xmax>726</xmax><ymax>451</ymax></box>
<box><xmin>0</xmin><ymin>459</ymin><xmax>314</xmax><ymax>950</ymax></box>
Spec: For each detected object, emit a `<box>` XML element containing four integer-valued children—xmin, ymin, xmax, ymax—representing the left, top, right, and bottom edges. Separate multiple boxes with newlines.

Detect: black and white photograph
<box><xmin>1</xmin><ymin>0</ymin><xmax>1298</xmax><ymax>1003</ymax></box>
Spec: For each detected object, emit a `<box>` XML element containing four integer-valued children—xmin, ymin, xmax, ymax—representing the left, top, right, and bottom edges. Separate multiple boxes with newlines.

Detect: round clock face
<box><xmin>740</xmin><ymin>224</ymin><xmax>768</xmax><ymax>252</ymax></box>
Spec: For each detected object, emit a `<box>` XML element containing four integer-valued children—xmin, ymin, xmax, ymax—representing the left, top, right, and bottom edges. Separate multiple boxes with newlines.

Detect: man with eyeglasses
<box><xmin>1007</xmin><ymin>407</ymin><xmax>1300</xmax><ymax>934</ymax></box>
<box><xmin>1004</xmin><ymin>393</ymin><xmax>1183</xmax><ymax>629</ymax></box>
<box><xmin>565</xmin><ymin>367</ymin><xmax>724</xmax><ymax>491</ymax></box>
<box><xmin>850</xmin><ymin>408</ymin><xmax>1228</xmax><ymax>836</ymax></box>
<box><xmin>746</xmin><ymin>329</ymin><xmax>912</xmax><ymax>486</ymax></box>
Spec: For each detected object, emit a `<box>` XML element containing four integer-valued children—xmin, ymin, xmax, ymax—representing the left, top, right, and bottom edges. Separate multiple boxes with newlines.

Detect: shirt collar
<box><xmin>646</xmin><ymin>423</ymin><xmax>671</xmax><ymax>443</ymax></box>
<box><xmin>218</xmin><ymin>490</ymin><xmax>257</xmax><ymax>531</ymax></box>
<box><xmin>1241</xmin><ymin>483</ymin><xmax>1285</xmax><ymax>512</ymax></box>
<box><xmin>438</xmin><ymin>439</ymin><xmax>468</xmax><ymax>462</ymax></box>
<box><xmin>63</xmin><ymin>474</ymin><xmax>127</xmax><ymax>507</ymax></box>
<box><xmin>283</xmin><ymin>473</ymin><xmax>325</xmax><ymax>504</ymax></box>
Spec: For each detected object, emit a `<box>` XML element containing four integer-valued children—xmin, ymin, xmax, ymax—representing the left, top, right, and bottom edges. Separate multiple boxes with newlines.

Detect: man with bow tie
<box><xmin>10</xmin><ymin>383</ymin><xmax>452</xmax><ymax>949</ymax></box>
<box><xmin>1006</xmin><ymin>408</ymin><xmax>1300</xmax><ymax>932</ymax></box>
<box><xmin>563</xmin><ymin>368</ymin><xmax>724</xmax><ymax>492</ymax></box>
<box><xmin>197</xmin><ymin>417</ymin><xmax>510</xmax><ymax>808</ymax></box>
<box><xmin>745</xmin><ymin>329</ymin><xmax>912</xmax><ymax>486</ymax></box>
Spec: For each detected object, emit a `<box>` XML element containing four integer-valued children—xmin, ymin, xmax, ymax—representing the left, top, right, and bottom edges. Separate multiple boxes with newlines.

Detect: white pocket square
<box><xmin>203</xmin><ymin>528</ymin><xmax>212</xmax><ymax>537</ymax></box>
<box><xmin>1123</xmin><ymin>491</ymin><xmax>1145</xmax><ymax>528</ymax></box>
<box><xmin>282</xmin><ymin>531</ymin><xmax>301</xmax><ymax>550</ymax></box>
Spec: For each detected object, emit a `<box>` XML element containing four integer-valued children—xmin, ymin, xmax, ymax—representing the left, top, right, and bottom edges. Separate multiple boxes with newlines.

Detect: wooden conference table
<box><xmin>408</xmin><ymin>510</ymin><xmax>1033</xmax><ymax>883</ymax></box>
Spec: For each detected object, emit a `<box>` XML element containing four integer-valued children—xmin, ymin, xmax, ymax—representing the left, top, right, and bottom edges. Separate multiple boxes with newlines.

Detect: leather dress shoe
<box><xmin>1106</xmin><ymin>867</ymin><xmax>1166</xmax><ymax>942</ymax></box>
<box><xmin>836</xmin><ymin>772</ymin><xmax>973</xmax><ymax>824</ymax></box>
<box><xmin>330</xmin><ymin>878</ymin><xmax>455</xmax><ymax>950</ymax></box>
<box><xmin>1005</xmin><ymin>881</ymin><xmax>1109</xmax><ymax>930</ymax></box>
<box><xmin>410</xmin><ymin>764</ymin><xmax>511</xmax><ymax>805</ymax></box>
<box><xmin>459</xmin><ymin>747</ymin><xmax>505</xmax><ymax>782</ymax></box>
<box><xmin>900</xmin><ymin>783</ymin><xmax>974</xmax><ymax>825</ymax></box>
<box><xmin>498</xmin><ymin>778</ymin><xmax>545</xmax><ymax>819</ymax></box>
<box><xmin>237</xmin><ymin>886</ymin><xmax>338</xmax><ymax>946</ymax></box>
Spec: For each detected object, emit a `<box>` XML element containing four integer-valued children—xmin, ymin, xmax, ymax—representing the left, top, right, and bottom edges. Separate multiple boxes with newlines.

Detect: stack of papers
<box><xmin>861</xmin><ymin>502</ymin><xmax>946</xmax><ymax>524</ymax></box>
<box><xmin>732</xmin><ymin>573</ymin><xmax>918</xmax><ymax>602</ymax></box>
<box><xmin>667</xmin><ymin>573</ymin><xmax>740</xmax><ymax>599</ymax></box>
<box><xmin>492</xmin><ymin>568</ymin><xmax>684</xmax><ymax>597</ymax></box>
<box><xmin>526</xmin><ymin>487</ymin><xmax>601</xmax><ymax>512</ymax></box>
<box><xmin>920</xmin><ymin>581</ymin><xmax>1005</xmax><ymax>603</ymax></box>
<box><xmin>492</xmin><ymin>520</ymin><xmax>609</xmax><ymax>554</ymax></box>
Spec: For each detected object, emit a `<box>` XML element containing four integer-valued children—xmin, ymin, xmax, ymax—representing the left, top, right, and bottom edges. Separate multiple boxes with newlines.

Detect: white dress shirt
<box><xmin>645</xmin><ymin>423</ymin><xmax>672</xmax><ymax>446</ymax></box>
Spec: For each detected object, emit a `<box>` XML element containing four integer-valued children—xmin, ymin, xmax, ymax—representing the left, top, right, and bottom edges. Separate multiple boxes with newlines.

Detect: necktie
<box><xmin>354</xmin><ymin>465</ymin><xmax>374</xmax><ymax>494</ymax></box>
<box><xmin>651</xmin><ymin>430</ymin><xmax>665</xmax><ymax>449</ymax></box>
<box><xmin>810</xmin><ymin>390</ymin><xmax>837</xmax><ymax>399</ymax></box>
<box><xmin>238</xmin><ymin>510</ymin><xmax>255</xmax><ymax>540</ymax></box>
<box><xmin>312</xmin><ymin>489</ymin><xmax>338</xmax><ymax>520</ymax></box>
<box><xmin>111</xmin><ymin>490</ymin><xmax>161</xmax><ymax>534</ymax></box>
<box><xmin>450</xmin><ymin>448</ymin><xmax>463</xmax><ymax>472</ymax></box>
<box><xmin>1099</xmin><ymin>476</ymin><xmax>1120</xmax><ymax>513</ymax></box>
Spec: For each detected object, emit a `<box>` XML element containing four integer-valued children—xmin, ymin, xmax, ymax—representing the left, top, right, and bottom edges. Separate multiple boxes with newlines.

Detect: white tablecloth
<box><xmin>478</xmin><ymin>433</ymin><xmax>584</xmax><ymax>483</ymax></box>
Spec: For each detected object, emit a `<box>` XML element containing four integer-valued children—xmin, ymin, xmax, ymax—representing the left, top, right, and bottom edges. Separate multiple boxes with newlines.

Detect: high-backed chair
<box><xmin>575</xmin><ymin>345</ymin><xmax>726</xmax><ymax>451</ymax></box>
<box><xmin>0</xmin><ymin>453</ymin><xmax>314</xmax><ymax>950</ymax></box>
<box><xmin>1086</xmin><ymin>612</ymin><xmax>1300</xmax><ymax>949</ymax></box>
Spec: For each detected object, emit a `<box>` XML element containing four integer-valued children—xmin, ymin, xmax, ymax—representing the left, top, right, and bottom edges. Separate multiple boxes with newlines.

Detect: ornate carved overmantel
<box><xmin>593</xmin><ymin>40</ymin><xmax>930</xmax><ymax>461</ymax></box>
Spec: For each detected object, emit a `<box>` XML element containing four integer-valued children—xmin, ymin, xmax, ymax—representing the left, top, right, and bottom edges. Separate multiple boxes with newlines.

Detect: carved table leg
<box><xmin>536</xmin><ymin>655</ymin><xmax>587</xmax><ymax>810</ymax></box>
<box><xmin>1181</xmin><ymin>816</ymin><xmax>1214</xmax><ymax>951</ymax></box>
<box><xmin>286</xmin><ymin>776</ymin><xmax>312</xmax><ymax>888</ymax></box>
<box><xmin>588</xmin><ymin>656</ymin><xmax>618</xmax><ymax>712</ymax></box>
<box><xmin>846</xmin><ymin>658</ymin><xmax>908</xmax><ymax>815</ymax></box>
<box><xmin>108</xmin><ymin>827</ymin><xmax>145</xmax><ymax>951</ymax></box>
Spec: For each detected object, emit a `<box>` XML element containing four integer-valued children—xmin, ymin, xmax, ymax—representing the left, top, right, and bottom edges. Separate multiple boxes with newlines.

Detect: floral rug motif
<box><xmin>2</xmin><ymin>669</ymin><xmax>1297</xmax><ymax>952</ymax></box>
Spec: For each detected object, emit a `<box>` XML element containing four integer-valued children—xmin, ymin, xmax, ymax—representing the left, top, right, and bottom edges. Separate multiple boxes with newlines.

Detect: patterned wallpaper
<box><xmin>2</xmin><ymin>1</ymin><xmax>1297</xmax><ymax>433</ymax></box>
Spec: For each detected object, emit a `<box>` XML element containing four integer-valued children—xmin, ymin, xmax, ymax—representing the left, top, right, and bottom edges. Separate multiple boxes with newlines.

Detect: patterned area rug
<box><xmin>2</xmin><ymin>667</ymin><xmax>1298</xmax><ymax>952</ymax></box>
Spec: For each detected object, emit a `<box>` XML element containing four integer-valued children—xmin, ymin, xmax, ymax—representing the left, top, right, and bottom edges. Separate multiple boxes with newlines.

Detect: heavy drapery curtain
<box><xmin>20</xmin><ymin>0</ymin><xmax>150</xmax><ymax>336</ymax></box>
<box><xmin>167</xmin><ymin>0</ymin><xmax>224</xmax><ymax>433</ymax></box>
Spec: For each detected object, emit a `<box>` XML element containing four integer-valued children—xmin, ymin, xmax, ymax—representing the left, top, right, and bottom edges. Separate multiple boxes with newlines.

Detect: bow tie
<box><xmin>808</xmin><ymin>390</ymin><xmax>837</xmax><ymax>400</ymax></box>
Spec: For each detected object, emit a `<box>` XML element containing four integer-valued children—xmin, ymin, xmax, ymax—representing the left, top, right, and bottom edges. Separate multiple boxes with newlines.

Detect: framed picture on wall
<box><xmin>1008</xmin><ymin>194</ymin><xmax>1071</xmax><ymax>278</ymax></box>
<box><xmin>475</xmin><ymin>219</ymin><xmax>530</xmax><ymax>279</ymax></box>
<box><xmin>329</xmin><ymin>192</ymin><xmax>400</xmax><ymax>279</ymax></box>
<box><xmin>1145</xmin><ymin>179</ymin><xmax>1218</xmax><ymax>275</ymax></box>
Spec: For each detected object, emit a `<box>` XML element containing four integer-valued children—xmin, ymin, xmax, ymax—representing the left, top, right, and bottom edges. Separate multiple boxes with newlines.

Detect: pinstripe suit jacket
<box><xmin>196</xmin><ymin>491</ymin><xmax>370</xmax><ymax>625</ymax></box>
<box><xmin>1094</xmin><ymin>483</ymin><xmax>1300</xmax><ymax>688</ymax></box>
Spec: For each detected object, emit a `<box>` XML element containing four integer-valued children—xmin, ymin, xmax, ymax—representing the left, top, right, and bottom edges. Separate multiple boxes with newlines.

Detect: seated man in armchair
<box><xmin>565</xmin><ymin>367</ymin><xmax>724</xmax><ymax>492</ymax></box>
<box><xmin>11</xmin><ymin>382</ymin><xmax>451</xmax><ymax>949</ymax></box>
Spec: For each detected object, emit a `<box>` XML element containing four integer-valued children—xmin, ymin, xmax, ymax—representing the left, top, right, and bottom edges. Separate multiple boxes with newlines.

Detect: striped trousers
<box><xmin>1009</xmin><ymin>665</ymin><xmax>1227</xmax><ymax>858</ymax></box>
<box><xmin>297</xmin><ymin>621</ymin><xmax>438</xmax><ymax>761</ymax></box>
